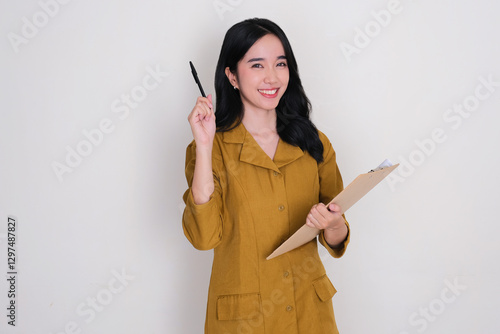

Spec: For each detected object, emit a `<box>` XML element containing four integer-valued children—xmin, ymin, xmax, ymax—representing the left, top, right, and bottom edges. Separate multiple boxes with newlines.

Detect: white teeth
<box><xmin>259</xmin><ymin>89</ymin><xmax>277</xmax><ymax>95</ymax></box>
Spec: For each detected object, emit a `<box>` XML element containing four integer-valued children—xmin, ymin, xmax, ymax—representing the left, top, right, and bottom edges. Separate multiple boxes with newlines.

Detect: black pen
<box><xmin>189</xmin><ymin>61</ymin><xmax>206</xmax><ymax>97</ymax></box>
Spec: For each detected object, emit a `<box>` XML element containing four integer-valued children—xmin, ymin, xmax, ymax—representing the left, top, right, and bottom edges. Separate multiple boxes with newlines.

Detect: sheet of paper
<box><xmin>266</xmin><ymin>162</ymin><xmax>399</xmax><ymax>260</ymax></box>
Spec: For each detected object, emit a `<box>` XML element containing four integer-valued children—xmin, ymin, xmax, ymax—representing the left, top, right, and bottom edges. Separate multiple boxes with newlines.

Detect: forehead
<box><xmin>242</xmin><ymin>34</ymin><xmax>286</xmax><ymax>60</ymax></box>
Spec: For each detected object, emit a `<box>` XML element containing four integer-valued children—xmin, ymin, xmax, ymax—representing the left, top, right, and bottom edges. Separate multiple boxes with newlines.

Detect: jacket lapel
<box><xmin>273</xmin><ymin>140</ymin><xmax>304</xmax><ymax>168</ymax></box>
<box><xmin>222</xmin><ymin>122</ymin><xmax>304</xmax><ymax>171</ymax></box>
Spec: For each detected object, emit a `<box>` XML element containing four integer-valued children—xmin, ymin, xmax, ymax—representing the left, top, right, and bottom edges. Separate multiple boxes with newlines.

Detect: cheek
<box><xmin>280</xmin><ymin>71</ymin><xmax>290</xmax><ymax>87</ymax></box>
<box><xmin>280</xmin><ymin>78</ymin><xmax>289</xmax><ymax>95</ymax></box>
<box><xmin>237</xmin><ymin>68</ymin><xmax>256</xmax><ymax>88</ymax></box>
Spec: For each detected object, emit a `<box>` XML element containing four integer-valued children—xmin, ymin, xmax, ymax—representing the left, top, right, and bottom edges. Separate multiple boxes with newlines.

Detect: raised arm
<box><xmin>182</xmin><ymin>95</ymin><xmax>224</xmax><ymax>250</ymax></box>
<box><xmin>187</xmin><ymin>95</ymin><xmax>216</xmax><ymax>204</ymax></box>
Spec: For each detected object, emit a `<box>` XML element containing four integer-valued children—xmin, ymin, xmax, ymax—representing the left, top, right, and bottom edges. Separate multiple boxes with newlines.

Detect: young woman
<box><xmin>183</xmin><ymin>18</ymin><xmax>350</xmax><ymax>334</ymax></box>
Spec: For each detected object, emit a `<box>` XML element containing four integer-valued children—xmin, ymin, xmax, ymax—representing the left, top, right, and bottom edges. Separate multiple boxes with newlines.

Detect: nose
<box><xmin>263</xmin><ymin>67</ymin><xmax>278</xmax><ymax>85</ymax></box>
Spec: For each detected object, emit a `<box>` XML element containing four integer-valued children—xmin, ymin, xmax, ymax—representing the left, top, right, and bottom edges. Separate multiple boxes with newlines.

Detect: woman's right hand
<box><xmin>187</xmin><ymin>94</ymin><xmax>216</xmax><ymax>148</ymax></box>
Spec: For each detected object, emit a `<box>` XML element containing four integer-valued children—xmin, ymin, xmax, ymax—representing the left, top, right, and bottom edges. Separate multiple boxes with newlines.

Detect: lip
<box><xmin>258</xmin><ymin>88</ymin><xmax>279</xmax><ymax>98</ymax></box>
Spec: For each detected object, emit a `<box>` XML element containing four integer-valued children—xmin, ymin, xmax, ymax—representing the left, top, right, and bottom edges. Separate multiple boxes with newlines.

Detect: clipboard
<box><xmin>266</xmin><ymin>160</ymin><xmax>399</xmax><ymax>260</ymax></box>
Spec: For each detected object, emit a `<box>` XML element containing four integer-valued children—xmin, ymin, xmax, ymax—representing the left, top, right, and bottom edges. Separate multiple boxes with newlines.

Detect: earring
<box><xmin>233</xmin><ymin>86</ymin><xmax>238</xmax><ymax>90</ymax></box>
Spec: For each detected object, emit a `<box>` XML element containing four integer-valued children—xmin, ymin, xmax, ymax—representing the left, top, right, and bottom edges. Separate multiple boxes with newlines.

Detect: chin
<box><xmin>259</xmin><ymin>99</ymin><xmax>281</xmax><ymax>110</ymax></box>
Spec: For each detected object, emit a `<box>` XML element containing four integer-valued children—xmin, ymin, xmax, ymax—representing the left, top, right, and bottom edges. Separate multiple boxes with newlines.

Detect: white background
<box><xmin>1</xmin><ymin>0</ymin><xmax>499</xmax><ymax>333</ymax></box>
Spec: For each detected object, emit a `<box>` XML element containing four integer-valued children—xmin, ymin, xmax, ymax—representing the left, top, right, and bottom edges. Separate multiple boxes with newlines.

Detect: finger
<box><xmin>328</xmin><ymin>203</ymin><xmax>341</xmax><ymax>213</ymax></box>
<box><xmin>188</xmin><ymin>99</ymin><xmax>206</xmax><ymax>121</ymax></box>
<box><xmin>197</xmin><ymin>96</ymin><xmax>213</xmax><ymax>110</ymax></box>
<box><xmin>305</xmin><ymin>215</ymin><xmax>318</xmax><ymax>228</ymax></box>
<box><xmin>311</xmin><ymin>203</ymin><xmax>329</xmax><ymax>217</ymax></box>
<box><xmin>305</xmin><ymin>218</ymin><xmax>315</xmax><ymax>228</ymax></box>
<box><xmin>193</xmin><ymin>103</ymin><xmax>211</xmax><ymax>121</ymax></box>
<box><xmin>189</xmin><ymin>107</ymin><xmax>206</xmax><ymax>124</ymax></box>
<box><xmin>187</xmin><ymin>109</ymin><xmax>200</xmax><ymax>123</ymax></box>
<box><xmin>311</xmin><ymin>205</ymin><xmax>336</xmax><ymax>230</ymax></box>
<box><xmin>196</xmin><ymin>98</ymin><xmax>214</xmax><ymax>119</ymax></box>
<box><xmin>201</xmin><ymin>106</ymin><xmax>214</xmax><ymax>122</ymax></box>
<box><xmin>315</xmin><ymin>203</ymin><xmax>331</xmax><ymax>218</ymax></box>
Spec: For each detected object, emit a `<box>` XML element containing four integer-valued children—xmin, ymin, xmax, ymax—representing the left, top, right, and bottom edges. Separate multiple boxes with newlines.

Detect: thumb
<box><xmin>207</xmin><ymin>94</ymin><xmax>213</xmax><ymax>109</ymax></box>
<box><xmin>328</xmin><ymin>203</ymin><xmax>339</xmax><ymax>212</ymax></box>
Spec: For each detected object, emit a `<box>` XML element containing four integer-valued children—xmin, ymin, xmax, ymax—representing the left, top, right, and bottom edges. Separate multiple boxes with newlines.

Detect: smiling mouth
<box><xmin>258</xmin><ymin>88</ymin><xmax>279</xmax><ymax>97</ymax></box>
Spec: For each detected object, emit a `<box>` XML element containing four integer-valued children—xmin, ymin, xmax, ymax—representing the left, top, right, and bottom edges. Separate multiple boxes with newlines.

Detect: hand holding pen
<box><xmin>187</xmin><ymin>61</ymin><xmax>216</xmax><ymax>148</ymax></box>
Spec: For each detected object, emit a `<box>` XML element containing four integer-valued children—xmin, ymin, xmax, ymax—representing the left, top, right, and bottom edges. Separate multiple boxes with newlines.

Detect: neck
<box><xmin>242</xmin><ymin>108</ymin><xmax>277</xmax><ymax>135</ymax></box>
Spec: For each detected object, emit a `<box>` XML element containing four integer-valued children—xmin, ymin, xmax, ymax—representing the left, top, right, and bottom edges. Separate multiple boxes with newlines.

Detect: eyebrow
<box><xmin>247</xmin><ymin>55</ymin><xmax>287</xmax><ymax>63</ymax></box>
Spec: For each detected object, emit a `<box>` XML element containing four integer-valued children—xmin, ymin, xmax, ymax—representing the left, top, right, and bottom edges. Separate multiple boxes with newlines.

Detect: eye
<box><xmin>251</xmin><ymin>63</ymin><xmax>263</xmax><ymax>68</ymax></box>
<box><xmin>277</xmin><ymin>62</ymin><xmax>287</xmax><ymax>67</ymax></box>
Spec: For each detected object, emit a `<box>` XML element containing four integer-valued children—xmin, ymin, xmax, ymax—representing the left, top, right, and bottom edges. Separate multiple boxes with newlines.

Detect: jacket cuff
<box><xmin>318</xmin><ymin>221</ymin><xmax>350</xmax><ymax>258</ymax></box>
<box><xmin>182</xmin><ymin>188</ymin><xmax>223</xmax><ymax>250</ymax></box>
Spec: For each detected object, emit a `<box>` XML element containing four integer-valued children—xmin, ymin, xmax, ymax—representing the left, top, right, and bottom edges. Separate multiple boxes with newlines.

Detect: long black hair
<box><xmin>214</xmin><ymin>18</ymin><xmax>324</xmax><ymax>163</ymax></box>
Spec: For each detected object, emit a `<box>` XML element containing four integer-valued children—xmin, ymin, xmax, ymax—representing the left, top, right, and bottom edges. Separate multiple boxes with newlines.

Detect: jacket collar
<box><xmin>222</xmin><ymin>122</ymin><xmax>304</xmax><ymax>171</ymax></box>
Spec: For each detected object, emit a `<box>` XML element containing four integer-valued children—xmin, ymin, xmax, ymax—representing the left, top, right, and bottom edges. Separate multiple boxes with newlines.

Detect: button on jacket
<box><xmin>182</xmin><ymin>122</ymin><xmax>350</xmax><ymax>334</ymax></box>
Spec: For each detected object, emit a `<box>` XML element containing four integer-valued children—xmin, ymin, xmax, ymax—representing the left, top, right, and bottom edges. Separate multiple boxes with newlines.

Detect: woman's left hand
<box><xmin>305</xmin><ymin>203</ymin><xmax>344</xmax><ymax>231</ymax></box>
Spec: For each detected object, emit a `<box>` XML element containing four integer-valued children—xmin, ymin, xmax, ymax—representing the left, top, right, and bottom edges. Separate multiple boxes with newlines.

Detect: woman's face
<box><xmin>227</xmin><ymin>34</ymin><xmax>290</xmax><ymax>114</ymax></box>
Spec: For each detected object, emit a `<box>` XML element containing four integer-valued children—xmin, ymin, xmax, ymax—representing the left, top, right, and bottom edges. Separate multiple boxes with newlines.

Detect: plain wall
<box><xmin>1</xmin><ymin>0</ymin><xmax>499</xmax><ymax>333</ymax></box>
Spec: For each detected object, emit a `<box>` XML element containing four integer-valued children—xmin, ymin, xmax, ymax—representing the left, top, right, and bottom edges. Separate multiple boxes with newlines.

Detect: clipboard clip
<box><xmin>369</xmin><ymin>159</ymin><xmax>393</xmax><ymax>173</ymax></box>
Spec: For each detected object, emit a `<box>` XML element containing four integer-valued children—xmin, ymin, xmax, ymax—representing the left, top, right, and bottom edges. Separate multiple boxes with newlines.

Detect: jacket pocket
<box><xmin>216</xmin><ymin>293</ymin><xmax>262</xmax><ymax>321</ymax></box>
<box><xmin>312</xmin><ymin>274</ymin><xmax>337</xmax><ymax>302</ymax></box>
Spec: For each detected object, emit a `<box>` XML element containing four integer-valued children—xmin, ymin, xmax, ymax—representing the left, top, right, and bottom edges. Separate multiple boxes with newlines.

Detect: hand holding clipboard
<box><xmin>266</xmin><ymin>160</ymin><xmax>399</xmax><ymax>260</ymax></box>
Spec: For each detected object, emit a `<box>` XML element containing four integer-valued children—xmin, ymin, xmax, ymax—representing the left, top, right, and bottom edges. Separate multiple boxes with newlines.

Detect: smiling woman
<box><xmin>224</xmin><ymin>34</ymin><xmax>289</xmax><ymax>159</ymax></box>
<box><xmin>225</xmin><ymin>34</ymin><xmax>289</xmax><ymax>115</ymax></box>
<box><xmin>182</xmin><ymin>18</ymin><xmax>350</xmax><ymax>334</ymax></box>
<box><xmin>213</xmin><ymin>19</ymin><xmax>326</xmax><ymax>164</ymax></box>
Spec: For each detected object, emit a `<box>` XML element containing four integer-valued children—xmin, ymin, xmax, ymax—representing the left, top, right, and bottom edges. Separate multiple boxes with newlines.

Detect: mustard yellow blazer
<box><xmin>183</xmin><ymin>122</ymin><xmax>350</xmax><ymax>334</ymax></box>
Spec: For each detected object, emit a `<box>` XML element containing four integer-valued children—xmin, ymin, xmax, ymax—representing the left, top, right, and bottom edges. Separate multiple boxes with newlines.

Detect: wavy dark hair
<box><xmin>214</xmin><ymin>18</ymin><xmax>324</xmax><ymax>163</ymax></box>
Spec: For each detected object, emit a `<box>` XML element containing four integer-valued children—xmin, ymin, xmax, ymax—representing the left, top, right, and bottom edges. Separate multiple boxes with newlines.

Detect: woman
<box><xmin>183</xmin><ymin>18</ymin><xmax>350</xmax><ymax>334</ymax></box>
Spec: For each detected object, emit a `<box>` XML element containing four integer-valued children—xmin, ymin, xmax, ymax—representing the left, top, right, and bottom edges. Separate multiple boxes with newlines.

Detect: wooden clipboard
<box><xmin>266</xmin><ymin>162</ymin><xmax>399</xmax><ymax>260</ymax></box>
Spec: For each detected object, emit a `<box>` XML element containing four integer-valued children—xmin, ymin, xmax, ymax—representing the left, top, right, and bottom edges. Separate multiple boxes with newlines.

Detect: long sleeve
<box><xmin>182</xmin><ymin>140</ymin><xmax>224</xmax><ymax>250</ymax></box>
<box><xmin>316</xmin><ymin>131</ymin><xmax>350</xmax><ymax>258</ymax></box>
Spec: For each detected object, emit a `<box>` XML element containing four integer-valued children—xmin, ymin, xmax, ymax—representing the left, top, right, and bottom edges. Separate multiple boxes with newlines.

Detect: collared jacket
<box><xmin>182</xmin><ymin>122</ymin><xmax>350</xmax><ymax>334</ymax></box>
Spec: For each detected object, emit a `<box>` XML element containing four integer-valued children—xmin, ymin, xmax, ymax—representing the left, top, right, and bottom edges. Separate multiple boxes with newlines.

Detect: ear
<box><xmin>225</xmin><ymin>67</ymin><xmax>238</xmax><ymax>90</ymax></box>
